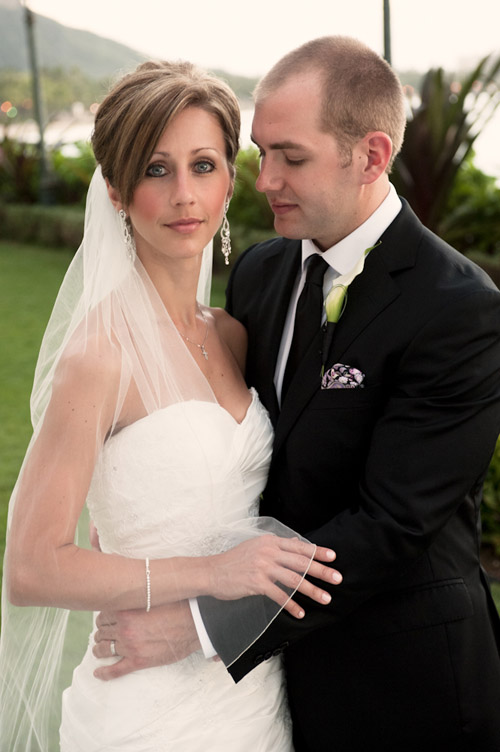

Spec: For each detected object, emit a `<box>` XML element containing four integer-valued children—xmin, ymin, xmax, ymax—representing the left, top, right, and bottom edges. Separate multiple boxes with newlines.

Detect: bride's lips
<box><xmin>270</xmin><ymin>202</ymin><xmax>298</xmax><ymax>216</ymax></box>
<box><xmin>167</xmin><ymin>218</ymin><xmax>203</xmax><ymax>233</ymax></box>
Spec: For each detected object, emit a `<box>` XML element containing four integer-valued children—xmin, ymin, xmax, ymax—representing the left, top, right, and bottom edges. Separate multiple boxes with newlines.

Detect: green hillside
<box><xmin>0</xmin><ymin>2</ymin><xmax>147</xmax><ymax>79</ymax></box>
<box><xmin>0</xmin><ymin>1</ymin><xmax>258</xmax><ymax>99</ymax></box>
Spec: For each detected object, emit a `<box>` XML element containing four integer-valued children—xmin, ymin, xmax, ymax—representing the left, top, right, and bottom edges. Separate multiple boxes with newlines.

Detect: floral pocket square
<box><xmin>321</xmin><ymin>363</ymin><xmax>365</xmax><ymax>390</ymax></box>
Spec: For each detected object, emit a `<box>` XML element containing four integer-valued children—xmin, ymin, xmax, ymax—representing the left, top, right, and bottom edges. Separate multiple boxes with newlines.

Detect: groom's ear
<box><xmin>357</xmin><ymin>132</ymin><xmax>393</xmax><ymax>184</ymax></box>
<box><xmin>105</xmin><ymin>178</ymin><xmax>124</xmax><ymax>212</ymax></box>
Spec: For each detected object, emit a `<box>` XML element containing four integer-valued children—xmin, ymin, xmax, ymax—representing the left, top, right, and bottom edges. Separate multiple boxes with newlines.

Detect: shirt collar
<box><xmin>301</xmin><ymin>183</ymin><xmax>402</xmax><ymax>274</ymax></box>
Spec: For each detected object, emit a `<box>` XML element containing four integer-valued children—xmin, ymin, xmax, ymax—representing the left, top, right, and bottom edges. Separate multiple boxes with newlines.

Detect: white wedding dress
<box><xmin>59</xmin><ymin>389</ymin><xmax>293</xmax><ymax>751</ymax></box>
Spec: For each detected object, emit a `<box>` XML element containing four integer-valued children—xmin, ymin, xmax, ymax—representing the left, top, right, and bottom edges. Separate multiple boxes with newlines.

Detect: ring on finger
<box><xmin>110</xmin><ymin>639</ymin><xmax>117</xmax><ymax>657</ymax></box>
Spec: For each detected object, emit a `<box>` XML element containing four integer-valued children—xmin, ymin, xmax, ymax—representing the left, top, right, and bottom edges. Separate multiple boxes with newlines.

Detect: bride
<box><xmin>0</xmin><ymin>60</ymin><xmax>341</xmax><ymax>750</ymax></box>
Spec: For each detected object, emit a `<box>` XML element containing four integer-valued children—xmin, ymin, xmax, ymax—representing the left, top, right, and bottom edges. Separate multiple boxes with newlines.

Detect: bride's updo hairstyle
<box><xmin>91</xmin><ymin>60</ymin><xmax>241</xmax><ymax>205</ymax></box>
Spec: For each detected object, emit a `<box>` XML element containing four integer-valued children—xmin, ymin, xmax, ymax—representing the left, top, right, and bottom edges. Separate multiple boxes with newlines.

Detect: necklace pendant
<box><xmin>201</xmin><ymin>344</ymin><xmax>208</xmax><ymax>360</ymax></box>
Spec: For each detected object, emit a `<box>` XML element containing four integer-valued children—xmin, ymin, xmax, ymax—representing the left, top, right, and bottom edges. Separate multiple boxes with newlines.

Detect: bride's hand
<box><xmin>207</xmin><ymin>535</ymin><xmax>342</xmax><ymax>619</ymax></box>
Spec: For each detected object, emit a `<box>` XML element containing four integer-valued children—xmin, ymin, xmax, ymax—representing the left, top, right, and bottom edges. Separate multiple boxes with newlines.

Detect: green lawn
<box><xmin>0</xmin><ymin>242</ymin><xmax>75</xmax><ymax>575</ymax></box>
<box><xmin>1</xmin><ymin>241</ymin><xmax>499</xmax><ymax>613</ymax></box>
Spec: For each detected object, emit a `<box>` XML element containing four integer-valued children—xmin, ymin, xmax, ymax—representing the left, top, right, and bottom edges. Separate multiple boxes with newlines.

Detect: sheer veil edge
<box><xmin>0</xmin><ymin>166</ymin><xmax>313</xmax><ymax>751</ymax></box>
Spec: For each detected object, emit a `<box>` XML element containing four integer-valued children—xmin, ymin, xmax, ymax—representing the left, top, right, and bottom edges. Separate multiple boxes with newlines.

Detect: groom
<box><xmin>95</xmin><ymin>37</ymin><xmax>500</xmax><ymax>750</ymax></box>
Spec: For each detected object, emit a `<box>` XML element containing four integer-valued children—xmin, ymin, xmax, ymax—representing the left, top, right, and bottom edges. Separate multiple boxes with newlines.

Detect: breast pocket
<box><xmin>309</xmin><ymin>383</ymin><xmax>386</xmax><ymax>411</ymax></box>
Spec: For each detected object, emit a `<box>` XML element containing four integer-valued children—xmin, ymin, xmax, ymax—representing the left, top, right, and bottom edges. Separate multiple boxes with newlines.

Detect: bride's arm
<box><xmin>6</xmin><ymin>350</ymin><xmax>340</xmax><ymax>616</ymax></box>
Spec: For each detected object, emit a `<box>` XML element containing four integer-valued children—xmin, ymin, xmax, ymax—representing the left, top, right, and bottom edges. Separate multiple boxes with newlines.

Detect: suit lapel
<box><xmin>273</xmin><ymin>327</ymin><xmax>324</xmax><ymax>454</ymax></box>
<box><xmin>327</xmin><ymin>250</ymin><xmax>400</xmax><ymax>364</ymax></box>
<box><xmin>273</xmin><ymin>201</ymin><xmax>420</xmax><ymax>455</ymax></box>
<box><xmin>253</xmin><ymin>240</ymin><xmax>301</xmax><ymax>426</ymax></box>
<box><xmin>273</xmin><ymin>255</ymin><xmax>400</xmax><ymax>456</ymax></box>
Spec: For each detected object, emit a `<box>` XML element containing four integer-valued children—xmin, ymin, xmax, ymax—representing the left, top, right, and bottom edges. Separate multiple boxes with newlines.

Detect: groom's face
<box><xmin>252</xmin><ymin>71</ymin><xmax>365</xmax><ymax>251</ymax></box>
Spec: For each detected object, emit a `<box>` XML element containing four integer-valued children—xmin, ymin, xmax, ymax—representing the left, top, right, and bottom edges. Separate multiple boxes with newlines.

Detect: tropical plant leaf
<box><xmin>393</xmin><ymin>54</ymin><xmax>500</xmax><ymax>231</ymax></box>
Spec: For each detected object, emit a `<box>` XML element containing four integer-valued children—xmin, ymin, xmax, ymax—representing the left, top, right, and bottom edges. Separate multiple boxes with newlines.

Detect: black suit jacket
<box><xmin>201</xmin><ymin>201</ymin><xmax>500</xmax><ymax>751</ymax></box>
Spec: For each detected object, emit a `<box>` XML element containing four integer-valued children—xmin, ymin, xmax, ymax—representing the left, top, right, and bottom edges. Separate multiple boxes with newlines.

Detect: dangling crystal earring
<box><xmin>221</xmin><ymin>201</ymin><xmax>231</xmax><ymax>266</ymax></box>
<box><xmin>118</xmin><ymin>209</ymin><xmax>136</xmax><ymax>261</ymax></box>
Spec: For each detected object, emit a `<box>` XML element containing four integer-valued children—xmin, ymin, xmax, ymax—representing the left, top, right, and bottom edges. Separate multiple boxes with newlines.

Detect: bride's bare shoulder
<box><xmin>52</xmin><ymin>327</ymin><xmax>123</xmax><ymax>406</ymax></box>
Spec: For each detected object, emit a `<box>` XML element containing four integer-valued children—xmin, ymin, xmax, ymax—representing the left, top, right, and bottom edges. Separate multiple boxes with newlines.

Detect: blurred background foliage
<box><xmin>392</xmin><ymin>53</ymin><xmax>500</xmax><ymax>234</ymax></box>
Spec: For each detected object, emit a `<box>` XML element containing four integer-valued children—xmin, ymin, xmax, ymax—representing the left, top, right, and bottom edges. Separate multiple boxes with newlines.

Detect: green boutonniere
<box><xmin>321</xmin><ymin>241</ymin><xmax>381</xmax><ymax>375</ymax></box>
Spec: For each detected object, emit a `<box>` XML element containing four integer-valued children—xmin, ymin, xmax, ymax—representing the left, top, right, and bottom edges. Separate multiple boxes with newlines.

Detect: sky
<box><xmin>26</xmin><ymin>0</ymin><xmax>500</xmax><ymax>79</ymax></box>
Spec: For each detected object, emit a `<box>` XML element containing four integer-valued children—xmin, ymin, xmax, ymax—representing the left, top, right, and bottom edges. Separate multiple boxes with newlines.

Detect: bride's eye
<box><xmin>194</xmin><ymin>160</ymin><xmax>215</xmax><ymax>174</ymax></box>
<box><xmin>146</xmin><ymin>163</ymin><xmax>167</xmax><ymax>178</ymax></box>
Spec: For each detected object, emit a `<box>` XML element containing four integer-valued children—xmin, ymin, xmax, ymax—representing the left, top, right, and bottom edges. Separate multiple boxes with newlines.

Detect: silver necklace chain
<box><xmin>179</xmin><ymin>303</ymin><xmax>209</xmax><ymax>360</ymax></box>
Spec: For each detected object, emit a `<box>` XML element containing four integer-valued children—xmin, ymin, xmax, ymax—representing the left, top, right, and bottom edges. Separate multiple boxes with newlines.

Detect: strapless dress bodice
<box><xmin>61</xmin><ymin>389</ymin><xmax>293</xmax><ymax>751</ymax></box>
<box><xmin>87</xmin><ymin>388</ymin><xmax>273</xmax><ymax>559</ymax></box>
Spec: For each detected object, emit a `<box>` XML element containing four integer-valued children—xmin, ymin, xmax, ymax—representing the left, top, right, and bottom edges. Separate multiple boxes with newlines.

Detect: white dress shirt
<box><xmin>191</xmin><ymin>183</ymin><xmax>402</xmax><ymax>657</ymax></box>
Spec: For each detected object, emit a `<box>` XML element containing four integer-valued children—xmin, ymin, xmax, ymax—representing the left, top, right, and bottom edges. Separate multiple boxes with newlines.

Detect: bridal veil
<box><xmin>0</xmin><ymin>165</ymin><xmax>312</xmax><ymax>749</ymax></box>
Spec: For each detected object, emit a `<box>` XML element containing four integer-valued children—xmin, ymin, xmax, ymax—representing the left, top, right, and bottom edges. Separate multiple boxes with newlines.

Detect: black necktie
<box><xmin>282</xmin><ymin>254</ymin><xmax>328</xmax><ymax>398</ymax></box>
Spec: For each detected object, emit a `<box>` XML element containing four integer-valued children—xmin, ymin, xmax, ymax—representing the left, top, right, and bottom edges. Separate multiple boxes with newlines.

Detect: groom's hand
<box><xmin>92</xmin><ymin>600</ymin><xmax>201</xmax><ymax>680</ymax></box>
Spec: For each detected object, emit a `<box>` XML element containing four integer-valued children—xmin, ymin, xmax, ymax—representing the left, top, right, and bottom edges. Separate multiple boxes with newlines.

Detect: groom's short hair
<box><xmin>254</xmin><ymin>36</ymin><xmax>406</xmax><ymax>172</ymax></box>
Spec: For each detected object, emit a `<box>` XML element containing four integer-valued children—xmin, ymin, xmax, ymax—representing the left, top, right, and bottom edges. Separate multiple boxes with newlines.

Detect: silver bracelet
<box><xmin>145</xmin><ymin>557</ymin><xmax>151</xmax><ymax>612</ymax></box>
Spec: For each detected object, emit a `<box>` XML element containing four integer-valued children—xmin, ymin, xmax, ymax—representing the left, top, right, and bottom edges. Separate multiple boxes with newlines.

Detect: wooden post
<box><xmin>383</xmin><ymin>0</ymin><xmax>392</xmax><ymax>65</ymax></box>
<box><xmin>22</xmin><ymin>2</ymin><xmax>51</xmax><ymax>203</ymax></box>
